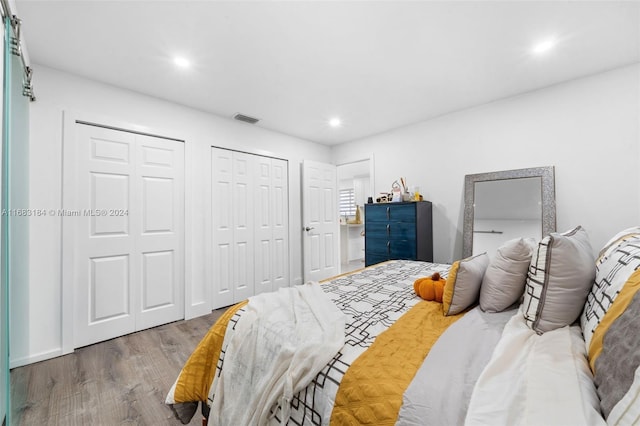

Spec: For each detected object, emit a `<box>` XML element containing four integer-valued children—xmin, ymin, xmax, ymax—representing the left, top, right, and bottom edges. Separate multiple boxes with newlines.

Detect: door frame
<box><xmin>60</xmin><ymin>110</ymin><xmax>190</xmax><ymax>354</ymax></box>
<box><xmin>335</xmin><ymin>154</ymin><xmax>375</xmax><ymax>270</ymax></box>
<box><xmin>335</xmin><ymin>154</ymin><xmax>375</xmax><ymax>202</ymax></box>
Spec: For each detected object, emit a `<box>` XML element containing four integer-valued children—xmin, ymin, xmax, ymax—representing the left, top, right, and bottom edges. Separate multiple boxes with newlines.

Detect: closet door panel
<box><xmin>211</xmin><ymin>148</ymin><xmax>234</xmax><ymax>308</ymax></box>
<box><xmin>254</xmin><ymin>156</ymin><xmax>273</xmax><ymax>294</ymax></box>
<box><xmin>74</xmin><ymin>125</ymin><xmax>137</xmax><ymax>348</ymax></box>
<box><xmin>135</xmin><ymin>135</ymin><xmax>184</xmax><ymax>331</ymax></box>
<box><xmin>271</xmin><ymin>159</ymin><xmax>289</xmax><ymax>289</ymax></box>
<box><xmin>231</xmin><ymin>152</ymin><xmax>254</xmax><ymax>303</ymax></box>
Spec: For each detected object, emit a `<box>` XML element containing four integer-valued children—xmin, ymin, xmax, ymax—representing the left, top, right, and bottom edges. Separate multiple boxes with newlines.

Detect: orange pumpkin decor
<box><xmin>413</xmin><ymin>272</ymin><xmax>447</xmax><ymax>303</ymax></box>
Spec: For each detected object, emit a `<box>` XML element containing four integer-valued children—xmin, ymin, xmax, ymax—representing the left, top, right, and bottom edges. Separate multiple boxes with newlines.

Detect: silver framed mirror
<box><xmin>462</xmin><ymin>166</ymin><xmax>556</xmax><ymax>258</ymax></box>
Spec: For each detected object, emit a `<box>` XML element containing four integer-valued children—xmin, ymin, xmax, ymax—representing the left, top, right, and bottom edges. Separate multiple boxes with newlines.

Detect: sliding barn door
<box><xmin>211</xmin><ymin>148</ymin><xmax>289</xmax><ymax>309</ymax></box>
<box><xmin>72</xmin><ymin>124</ymin><xmax>184</xmax><ymax>348</ymax></box>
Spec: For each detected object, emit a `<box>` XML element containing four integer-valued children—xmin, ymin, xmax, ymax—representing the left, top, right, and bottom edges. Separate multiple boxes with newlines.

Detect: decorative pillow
<box><xmin>480</xmin><ymin>237</ymin><xmax>536</xmax><ymax>313</ymax></box>
<box><xmin>581</xmin><ymin>226</ymin><xmax>640</xmax><ymax>349</ymax></box>
<box><xmin>578</xmin><ymin>227</ymin><xmax>640</xmax><ymax>421</ymax></box>
<box><xmin>522</xmin><ymin>226</ymin><xmax>595</xmax><ymax>334</ymax></box>
<box><xmin>443</xmin><ymin>253</ymin><xmax>489</xmax><ymax>316</ymax></box>
<box><xmin>591</xmin><ymin>278</ymin><xmax>640</xmax><ymax>419</ymax></box>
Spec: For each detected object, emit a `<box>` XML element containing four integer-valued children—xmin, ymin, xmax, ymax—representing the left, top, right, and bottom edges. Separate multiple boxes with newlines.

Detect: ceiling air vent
<box><xmin>233</xmin><ymin>113</ymin><xmax>260</xmax><ymax>124</ymax></box>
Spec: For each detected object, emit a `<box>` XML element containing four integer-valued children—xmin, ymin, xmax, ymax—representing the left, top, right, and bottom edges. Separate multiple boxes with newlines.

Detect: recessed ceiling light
<box><xmin>531</xmin><ymin>38</ymin><xmax>557</xmax><ymax>55</ymax></box>
<box><xmin>173</xmin><ymin>56</ymin><xmax>191</xmax><ymax>68</ymax></box>
<box><xmin>329</xmin><ymin>118</ymin><xmax>342</xmax><ymax>128</ymax></box>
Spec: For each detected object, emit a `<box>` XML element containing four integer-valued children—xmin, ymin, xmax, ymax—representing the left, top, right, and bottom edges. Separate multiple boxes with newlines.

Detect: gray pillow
<box><xmin>522</xmin><ymin>226</ymin><xmax>596</xmax><ymax>334</ymax></box>
<box><xmin>480</xmin><ymin>237</ymin><xmax>536</xmax><ymax>313</ymax></box>
<box><xmin>443</xmin><ymin>253</ymin><xmax>489</xmax><ymax>316</ymax></box>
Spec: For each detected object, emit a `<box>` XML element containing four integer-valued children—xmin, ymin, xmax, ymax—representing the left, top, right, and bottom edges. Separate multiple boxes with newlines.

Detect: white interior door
<box><xmin>135</xmin><ymin>135</ymin><xmax>185</xmax><ymax>331</ymax></box>
<box><xmin>302</xmin><ymin>160</ymin><xmax>339</xmax><ymax>282</ymax></box>
<box><xmin>255</xmin><ymin>156</ymin><xmax>273</xmax><ymax>294</ymax></box>
<box><xmin>255</xmin><ymin>157</ymin><xmax>289</xmax><ymax>294</ymax></box>
<box><xmin>211</xmin><ymin>148</ymin><xmax>235</xmax><ymax>308</ymax></box>
<box><xmin>271</xmin><ymin>158</ymin><xmax>289</xmax><ymax>290</ymax></box>
<box><xmin>72</xmin><ymin>124</ymin><xmax>184</xmax><ymax>348</ymax></box>
<box><xmin>231</xmin><ymin>152</ymin><xmax>254</xmax><ymax>303</ymax></box>
<box><xmin>211</xmin><ymin>148</ymin><xmax>256</xmax><ymax>306</ymax></box>
<box><xmin>212</xmin><ymin>148</ymin><xmax>289</xmax><ymax>308</ymax></box>
<box><xmin>74</xmin><ymin>125</ymin><xmax>136</xmax><ymax>347</ymax></box>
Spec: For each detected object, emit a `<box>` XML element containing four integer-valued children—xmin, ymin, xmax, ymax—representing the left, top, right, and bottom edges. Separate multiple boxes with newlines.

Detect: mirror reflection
<box><xmin>463</xmin><ymin>166</ymin><xmax>556</xmax><ymax>258</ymax></box>
<box><xmin>472</xmin><ymin>177</ymin><xmax>542</xmax><ymax>257</ymax></box>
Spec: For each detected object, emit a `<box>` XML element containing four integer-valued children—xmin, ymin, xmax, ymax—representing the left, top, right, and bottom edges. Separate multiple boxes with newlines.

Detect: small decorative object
<box><xmin>354</xmin><ymin>205</ymin><xmax>362</xmax><ymax>224</ymax></box>
<box><xmin>413</xmin><ymin>186</ymin><xmax>421</xmax><ymax>201</ymax></box>
<box><xmin>367</xmin><ymin>196</ymin><xmax>373</xmax><ymax>204</ymax></box>
<box><xmin>413</xmin><ymin>272</ymin><xmax>446</xmax><ymax>302</ymax></box>
<box><xmin>391</xmin><ymin>180</ymin><xmax>402</xmax><ymax>202</ymax></box>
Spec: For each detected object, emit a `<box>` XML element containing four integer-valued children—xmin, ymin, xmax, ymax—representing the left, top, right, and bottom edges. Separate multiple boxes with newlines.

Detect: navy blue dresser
<box><xmin>364</xmin><ymin>201</ymin><xmax>433</xmax><ymax>266</ymax></box>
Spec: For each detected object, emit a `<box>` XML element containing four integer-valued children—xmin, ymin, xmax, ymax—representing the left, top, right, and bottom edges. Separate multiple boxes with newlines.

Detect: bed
<box><xmin>166</xmin><ymin>225</ymin><xmax>640</xmax><ymax>425</ymax></box>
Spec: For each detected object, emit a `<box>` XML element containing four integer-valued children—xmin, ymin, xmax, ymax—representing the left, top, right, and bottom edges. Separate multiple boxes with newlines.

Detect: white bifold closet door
<box><xmin>72</xmin><ymin>124</ymin><xmax>185</xmax><ymax>348</ymax></box>
<box><xmin>211</xmin><ymin>148</ymin><xmax>289</xmax><ymax>309</ymax></box>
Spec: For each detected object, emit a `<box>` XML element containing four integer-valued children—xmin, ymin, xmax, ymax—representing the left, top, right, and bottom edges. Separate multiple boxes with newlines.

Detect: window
<box><xmin>339</xmin><ymin>188</ymin><xmax>356</xmax><ymax>217</ymax></box>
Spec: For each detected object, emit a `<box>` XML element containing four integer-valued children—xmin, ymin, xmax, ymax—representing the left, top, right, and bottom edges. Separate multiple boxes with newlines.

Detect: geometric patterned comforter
<box><xmin>169</xmin><ymin>260</ymin><xmax>463</xmax><ymax>424</ymax></box>
<box><xmin>211</xmin><ymin>260</ymin><xmax>453</xmax><ymax>424</ymax></box>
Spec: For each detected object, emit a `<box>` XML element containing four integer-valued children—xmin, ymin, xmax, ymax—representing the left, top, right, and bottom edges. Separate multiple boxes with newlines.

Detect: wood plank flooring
<box><xmin>10</xmin><ymin>308</ymin><xmax>227</xmax><ymax>425</ymax></box>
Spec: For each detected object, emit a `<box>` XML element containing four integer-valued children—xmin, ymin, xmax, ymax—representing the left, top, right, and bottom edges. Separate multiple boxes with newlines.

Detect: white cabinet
<box><xmin>340</xmin><ymin>224</ymin><xmax>364</xmax><ymax>263</ymax></box>
<box><xmin>211</xmin><ymin>148</ymin><xmax>289</xmax><ymax>309</ymax></box>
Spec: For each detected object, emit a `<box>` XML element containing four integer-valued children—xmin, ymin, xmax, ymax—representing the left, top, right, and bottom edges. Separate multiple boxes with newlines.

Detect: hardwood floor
<box><xmin>11</xmin><ymin>309</ymin><xmax>227</xmax><ymax>425</ymax></box>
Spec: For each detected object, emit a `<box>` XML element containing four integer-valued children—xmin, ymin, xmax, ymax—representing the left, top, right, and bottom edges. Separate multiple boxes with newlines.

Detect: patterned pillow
<box><xmin>581</xmin><ymin>226</ymin><xmax>640</xmax><ymax>349</ymax></box>
<box><xmin>443</xmin><ymin>253</ymin><xmax>489</xmax><ymax>316</ymax></box>
<box><xmin>480</xmin><ymin>237</ymin><xmax>536</xmax><ymax>313</ymax></box>
<box><xmin>522</xmin><ymin>226</ymin><xmax>595</xmax><ymax>334</ymax></box>
<box><xmin>579</xmin><ymin>227</ymin><xmax>640</xmax><ymax>421</ymax></box>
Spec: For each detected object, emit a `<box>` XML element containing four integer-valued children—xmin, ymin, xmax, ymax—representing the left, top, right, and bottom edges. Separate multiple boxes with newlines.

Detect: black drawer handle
<box><xmin>386</xmin><ymin>206</ymin><xmax>390</xmax><ymax>220</ymax></box>
<box><xmin>386</xmin><ymin>224</ymin><xmax>390</xmax><ymax>236</ymax></box>
<box><xmin>387</xmin><ymin>241</ymin><xmax>391</xmax><ymax>253</ymax></box>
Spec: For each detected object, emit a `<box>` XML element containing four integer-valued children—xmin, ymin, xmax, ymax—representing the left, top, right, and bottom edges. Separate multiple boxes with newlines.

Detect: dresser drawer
<box><xmin>365</xmin><ymin>252</ymin><xmax>390</xmax><ymax>266</ymax></box>
<box><xmin>365</xmin><ymin>238</ymin><xmax>417</xmax><ymax>258</ymax></box>
<box><xmin>365</xmin><ymin>203</ymin><xmax>416</xmax><ymax>222</ymax></box>
<box><xmin>365</xmin><ymin>222</ymin><xmax>416</xmax><ymax>241</ymax></box>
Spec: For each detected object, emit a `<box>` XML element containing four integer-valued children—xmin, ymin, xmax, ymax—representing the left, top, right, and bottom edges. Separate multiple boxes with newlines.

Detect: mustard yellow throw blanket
<box><xmin>331</xmin><ymin>302</ymin><xmax>462</xmax><ymax>425</ymax></box>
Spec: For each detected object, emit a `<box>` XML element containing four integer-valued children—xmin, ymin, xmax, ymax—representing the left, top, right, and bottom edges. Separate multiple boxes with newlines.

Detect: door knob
<box><xmin>304</xmin><ymin>226</ymin><xmax>315</xmax><ymax>232</ymax></box>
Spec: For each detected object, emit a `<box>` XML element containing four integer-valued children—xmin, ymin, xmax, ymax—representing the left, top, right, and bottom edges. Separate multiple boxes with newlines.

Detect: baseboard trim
<box><xmin>10</xmin><ymin>348</ymin><xmax>64</xmax><ymax>368</ymax></box>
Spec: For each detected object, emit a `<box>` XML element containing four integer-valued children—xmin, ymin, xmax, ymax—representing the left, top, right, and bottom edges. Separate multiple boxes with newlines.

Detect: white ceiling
<box><xmin>14</xmin><ymin>1</ymin><xmax>640</xmax><ymax>145</ymax></box>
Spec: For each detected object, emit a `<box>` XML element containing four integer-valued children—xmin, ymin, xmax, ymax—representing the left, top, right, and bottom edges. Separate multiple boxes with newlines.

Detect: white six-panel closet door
<box><xmin>211</xmin><ymin>148</ymin><xmax>234</xmax><ymax>307</ymax></box>
<box><xmin>211</xmin><ymin>148</ymin><xmax>289</xmax><ymax>309</ymax></box>
<box><xmin>211</xmin><ymin>148</ymin><xmax>256</xmax><ymax>306</ymax></box>
<box><xmin>230</xmin><ymin>152</ymin><xmax>254</xmax><ymax>303</ymax></box>
<box><xmin>73</xmin><ymin>124</ymin><xmax>184</xmax><ymax>348</ymax></box>
<box><xmin>254</xmin><ymin>156</ymin><xmax>289</xmax><ymax>294</ymax></box>
<box><xmin>269</xmin><ymin>158</ymin><xmax>289</xmax><ymax>291</ymax></box>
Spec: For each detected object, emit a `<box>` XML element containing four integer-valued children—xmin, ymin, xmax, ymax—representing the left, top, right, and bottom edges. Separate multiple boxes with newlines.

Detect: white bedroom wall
<box><xmin>19</xmin><ymin>65</ymin><xmax>330</xmax><ymax>366</ymax></box>
<box><xmin>331</xmin><ymin>64</ymin><xmax>640</xmax><ymax>263</ymax></box>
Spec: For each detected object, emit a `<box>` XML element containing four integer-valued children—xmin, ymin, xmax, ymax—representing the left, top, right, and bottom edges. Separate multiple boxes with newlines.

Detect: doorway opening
<box><xmin>336</xmin><ymin>158</ymin><xmax>373</xmax><ymax>274</ymax></box>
